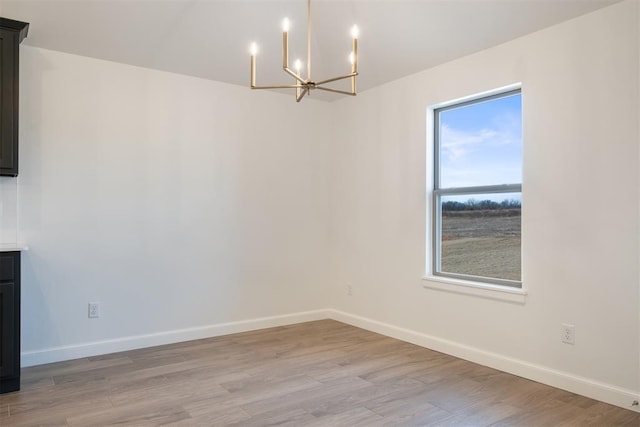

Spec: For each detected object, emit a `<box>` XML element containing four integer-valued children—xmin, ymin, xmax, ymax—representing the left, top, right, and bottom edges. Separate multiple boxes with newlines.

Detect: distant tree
<box><xmin>442</xmin><ymin>201</ymin><xmax>466</xmax><ymax>211</ymax></box>
<box><xmin>466</xmin><ymin>199</ymin><xmax>479</xmax><ymax>210</ymax></box>
<box><xmin>507</xmin><ymin>199</ymin><xmax>521</xmax><ymax>208</ymax></box>
<box><xmin>442</xmin><ymin>198</ymin><xmax>521</xmax><ymax>212</ymax></box>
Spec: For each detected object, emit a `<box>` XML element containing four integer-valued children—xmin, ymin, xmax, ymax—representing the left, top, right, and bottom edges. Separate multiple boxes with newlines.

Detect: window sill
<box><xmin>422</xmin><ymin>275</ymin><xmax>527</xmax><ymax>304</ymax></box>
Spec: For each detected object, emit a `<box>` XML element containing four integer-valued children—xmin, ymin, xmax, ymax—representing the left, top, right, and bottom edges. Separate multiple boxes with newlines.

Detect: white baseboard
<box><xmin>326</xmin><ymin>309</ymin><xmax>640</xmax><ymax>414</ymax></box>
<box><xmin>21</xmin><ymin>307</ymin><xmax>640</xmax><ymax>414</ymax></box>
<box><xmin>21</xmin><ymin>309</ymin><xmax>329</xmax><ymax>367</ymax></box>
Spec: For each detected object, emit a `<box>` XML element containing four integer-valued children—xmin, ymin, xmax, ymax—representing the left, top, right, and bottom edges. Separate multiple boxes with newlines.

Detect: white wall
<box><xmin>0</xmin><ymin>178</ymin><xmax>18</xmax><ymax>244</ymax></box>
<box><xmin>15</xmin><ymin>46</ymin><xmax>332</xmax><ymax>362</ymax></box>
<box><xmin>637</xmin><ymin>0</ymin><xmax>640</xmax><ymax>405</ymax></box>
<box><xmin>329</xmin><ymin>0</ymin><xmax>639</xmax><ymax>406</ymax></box>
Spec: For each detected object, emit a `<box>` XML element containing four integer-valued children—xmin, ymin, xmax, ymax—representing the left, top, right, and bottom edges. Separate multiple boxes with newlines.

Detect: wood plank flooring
<box><xmin>1</xmin><ymin>320</ymin><xmax>638</xmax><ymax>426</ymax></box>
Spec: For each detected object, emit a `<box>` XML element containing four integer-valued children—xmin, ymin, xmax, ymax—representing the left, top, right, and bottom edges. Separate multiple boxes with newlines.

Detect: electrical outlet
<box><xmin>88</xmin><ymin>302</ymin><xmax>100</xmax><ymax>319</ymax></box>
<box><xmin>561</xmin><ymin>323</ymin><xmax>575</xmax><ymax>345</ymax></box>
<box><xmin>346</xmin><ymin>283</ymin><xmax>353</xmax><ymax>296</ymax></box>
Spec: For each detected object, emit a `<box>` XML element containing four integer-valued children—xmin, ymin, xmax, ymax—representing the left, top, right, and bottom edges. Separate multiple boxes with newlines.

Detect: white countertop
<box><xmin>0</xmin><ymin>244</ymin><xmax>28</xmax><ymax>252</ymax></box>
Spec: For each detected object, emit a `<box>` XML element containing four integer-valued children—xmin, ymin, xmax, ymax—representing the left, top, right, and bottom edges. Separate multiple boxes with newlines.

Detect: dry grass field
<box><xmin>441</xmin><ymin>209</ymin><xmax>521</xmax><ymax>282</ymax></box>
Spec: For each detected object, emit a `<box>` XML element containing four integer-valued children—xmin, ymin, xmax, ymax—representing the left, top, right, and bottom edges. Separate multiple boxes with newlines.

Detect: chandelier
<box><xmin>249</xmin><ymin>0</ymin><xmax>359</xmax><ymax>102</ymax></box>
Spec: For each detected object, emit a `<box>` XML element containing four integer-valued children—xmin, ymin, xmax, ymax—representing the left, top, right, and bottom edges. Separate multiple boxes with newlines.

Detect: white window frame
<box><xmin>423</xmin><ymin>86</ymin><xmax>526</xmax><ymax>303</ymax></box>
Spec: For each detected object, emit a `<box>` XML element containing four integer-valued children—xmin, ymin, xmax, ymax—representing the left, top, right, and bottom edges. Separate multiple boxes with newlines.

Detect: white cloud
<box><xmin>440</xmin><ymin>116</ymin><xmax>520</xmax><ymax>163</ymax></box>
<box><xmin>441</xmin><ymin>125</ymin><xmax>497</xmax><ymax>161</ymax></box>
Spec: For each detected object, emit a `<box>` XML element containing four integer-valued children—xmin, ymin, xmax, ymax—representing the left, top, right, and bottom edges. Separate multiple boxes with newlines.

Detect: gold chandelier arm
<box><xmin>307</xmin><ymin>0</ymin><xmax>311</xmax><ymax>81</ymax></box>
<box><xmin>315</xmin><ymin>86</ymin><xmax>357</xmax><ymax>96</ymax></box>
<box><xmin>252</xmin><ymin>84</ymin><xmax>302</xmax><ymax>90</ymax></box>
<box><xmin>283</xmin><ymin>68</ymin><xmax>307</xmax><ymax>84</ymax></box>
<box><xmin>314</xmin><ymin>72</ymin><xmax>358</xmax><ymax>86</ymax></box>
<box><xmin>296</xmin><ymin>87</ymin><xmax>309</xmax><ymax>102</ymax></box>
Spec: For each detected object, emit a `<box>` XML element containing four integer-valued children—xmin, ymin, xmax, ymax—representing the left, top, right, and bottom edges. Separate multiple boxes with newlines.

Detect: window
<box><xmin>432</xmin><ymin>89</ymin><xmax>522</xmax><ymax>288</ymax></box>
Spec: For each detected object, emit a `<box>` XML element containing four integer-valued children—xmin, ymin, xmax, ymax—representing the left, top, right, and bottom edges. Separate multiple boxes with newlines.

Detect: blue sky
<box><xmin>439</xmin><ymin>93</ymin><xmax>522</xmax><ymax>196</ymax></box>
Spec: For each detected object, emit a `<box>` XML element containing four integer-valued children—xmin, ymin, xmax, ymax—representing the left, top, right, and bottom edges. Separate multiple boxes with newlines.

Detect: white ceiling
<box><xmin>2</xmin><ymin>0</ymin><xmax>620</xmax><ymax>101</ymax></box>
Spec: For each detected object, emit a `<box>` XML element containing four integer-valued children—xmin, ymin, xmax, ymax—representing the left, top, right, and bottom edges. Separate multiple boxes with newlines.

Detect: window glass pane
<box><xmin>438</xmin><ymin>93</ymin><xmax>522</xmax><ymax>188</ymax></box>
<box><xmin>439</xmin><ymin>192</ymin><xmax>521</xmax><ymax>283</ymax></box>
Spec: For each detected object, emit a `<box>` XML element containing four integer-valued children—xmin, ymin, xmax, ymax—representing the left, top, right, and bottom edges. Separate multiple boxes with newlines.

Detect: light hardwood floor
<box><xmin>1</xmin><ymin>320</ymin><xmax>638</xmax><ymax>426</ymax></box>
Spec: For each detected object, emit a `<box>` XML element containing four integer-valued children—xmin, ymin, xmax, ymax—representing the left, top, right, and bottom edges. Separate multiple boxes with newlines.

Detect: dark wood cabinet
<box><xmin>0</xmin><ymin>18</ymin><xmax>29</xmax><ymax>177</ymax></box>
<box><xmin>0</xmin><ymin>251</ymin><xmax>20</xmax><ymax>393</ymax></box>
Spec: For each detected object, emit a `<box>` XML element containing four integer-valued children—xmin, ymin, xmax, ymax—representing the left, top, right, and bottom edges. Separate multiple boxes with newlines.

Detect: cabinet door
<box><xmin>0</xmin><ymin>282</ymin><xmax>16</xmax><ymax>378</ymax></box>
<box><xmin>0</xmin><ymin>28</ymin><xmax>17</xmax><ymax>175</ymax></box>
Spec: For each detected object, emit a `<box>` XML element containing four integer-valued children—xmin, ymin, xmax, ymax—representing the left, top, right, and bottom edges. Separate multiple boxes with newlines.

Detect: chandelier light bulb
<box><xmin>294</xmin><ymin>59</ymin><xmax>303</xmax><ymax>73</ymax></box>
<box><xmin>351</xmin><ymin>25</ymin><xmax>359</xmax><ymax>39</ymax></box>
<box><xmin>282</xmin><ymin>17</ymin><xmax>290</xmax><ymax>32</ymax></box>
<box><xmin>250</xmin><ymin>42</ymin><xmax>258</xmax><ymax>56</ymax></box>
<box><xmin>349</xmin><ymin>52</ymin><xmax>355</xmax><ymax>65</ymax></box>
